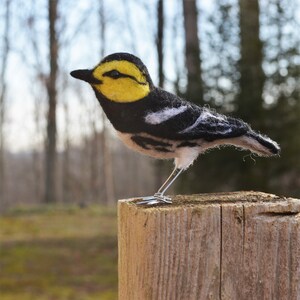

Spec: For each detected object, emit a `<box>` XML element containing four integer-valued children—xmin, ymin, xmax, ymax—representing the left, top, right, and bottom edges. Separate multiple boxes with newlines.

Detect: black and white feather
<box><xmin>96</xmin><ymin>86</ymin><xmax>280</xmax><ymax>169</ymax></box>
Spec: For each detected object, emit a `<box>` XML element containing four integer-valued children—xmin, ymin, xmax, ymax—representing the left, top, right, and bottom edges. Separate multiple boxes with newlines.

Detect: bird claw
<box><xmin>136</xmin><ymin>193</ymin><xmax>172</xmax><ymax>205</ymax></box>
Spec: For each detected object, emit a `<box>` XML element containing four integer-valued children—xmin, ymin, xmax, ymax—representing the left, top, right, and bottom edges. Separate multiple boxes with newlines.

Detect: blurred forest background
<box><xmin>1</xmin><ymin>0</ymin><xmax>300</xmax><ymax>299</ymax></box>
<box><xmin>1</xmin><ymin>0</ymin><xmax>300</xmax><ymax>211</ymax></box>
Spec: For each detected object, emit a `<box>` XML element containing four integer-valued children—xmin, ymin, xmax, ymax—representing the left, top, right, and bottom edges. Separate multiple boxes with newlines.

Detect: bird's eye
<box><xmin>105</xmin><ymin>70</ymin><xmax>121</xmax><ymax>79</ymax></box>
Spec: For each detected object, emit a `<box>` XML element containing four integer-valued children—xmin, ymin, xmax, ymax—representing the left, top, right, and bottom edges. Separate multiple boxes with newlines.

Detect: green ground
<box><xmin>0</xmin><ymin>205</ymin><xmax>118</xmax><ymax>300</ymax></box>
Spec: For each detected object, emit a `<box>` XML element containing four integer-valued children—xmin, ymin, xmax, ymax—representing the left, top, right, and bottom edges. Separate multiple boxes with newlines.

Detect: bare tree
<box><xmin>99</xmin><ymin>0</ymin><xmax>115</xmax><ymax>206</ymax></box>
<box><xmin>88</xmin><ymin>103</ymin><xmax>100</xmax><ymax>202</ymax></box>
<box><xmin>45</xmin><ymin>0</ymin><xmax>59</xmax><ymax>203</ymax></box>
<box><xmin>0</xmin><ymin>0</ymin><xmax>11</xmax><ymax>205</ymax></box>
<box><xmin>77</xmin><ymin>88</ymin><xmax>92</xmax><ymax>204</ymax></box>
<box><xmin>172</xmin><ymin>1</ymin><xmax>183</xmax><ymax>96</ymax></box>
<box><xmin>237</xmin><ymin>0</ymin><xmax>266</xmax><ymax>190</ymax></box>
<box><xmin>238</xmin><ymin>0</ymin><xmax>265</xmax><ymax>123</ymax></box>
<box><xmin>156</xmin><ymin>0</ymin><xmax>164</xmax><ymax>88</ymax></box>
<box><xmin>62</xmin><ymin>79</ymin><xmax>71</xmax><ymax>203</ymax></box>
<box><xmin>182</xmin><ymin>0</ymin><xmax>203</xmax><ymax>105</ymax></box>
<box><xmin>31</xmin><ymin>86</ymin><xmax>44</xmax><ymax>203</ymax></box>
<box><xmin>21</xmin><ymin>0</ymin><xmax>57</xmax><ymax>204</ymax></box>
<box><xmin>155</xmin><ymin>0</ymin><xmax>165</xmax><ymax>190</ymax></box>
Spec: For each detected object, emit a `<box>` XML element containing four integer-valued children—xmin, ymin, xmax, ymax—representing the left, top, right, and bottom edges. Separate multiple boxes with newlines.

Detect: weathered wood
<box><xmin>118</xmin><ymin>192</ymin><xmax>300</xmax><ymax>300</ymax></box>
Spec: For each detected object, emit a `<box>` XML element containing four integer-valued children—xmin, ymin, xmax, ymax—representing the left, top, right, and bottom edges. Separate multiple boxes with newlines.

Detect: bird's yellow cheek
<box><xmin>94</xmin><ymin>78</ymin><xmax>150</xmax><ymax>103</ymax></box>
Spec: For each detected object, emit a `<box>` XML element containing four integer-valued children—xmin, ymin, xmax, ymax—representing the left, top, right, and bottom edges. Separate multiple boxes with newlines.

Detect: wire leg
<box><xmin>136</xmin><ymin>167</ymin><xmax>184</xmax><ymax>205</ymax></box>
<box><xmin>157</xmin><ymin>167</ymin><xmax>183</xmax><ymax>195</ymax></box>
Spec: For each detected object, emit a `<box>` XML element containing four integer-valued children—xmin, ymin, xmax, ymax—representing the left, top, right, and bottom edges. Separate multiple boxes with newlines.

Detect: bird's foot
<box><xmin>136</xmin><ymin>193</ymin><xmax>172</xmax><ymax>205</ymax></box>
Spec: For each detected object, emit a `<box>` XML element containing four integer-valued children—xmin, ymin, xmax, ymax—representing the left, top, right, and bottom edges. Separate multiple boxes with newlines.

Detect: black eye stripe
<box><xmin>102</xmin><ymin>69</ymin><xmax>147</xmax><ymax>85</ymax></box>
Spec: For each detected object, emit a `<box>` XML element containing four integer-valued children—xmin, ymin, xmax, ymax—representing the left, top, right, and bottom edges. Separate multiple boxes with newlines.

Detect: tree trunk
<box><xmin>182</xmin><ymin>0</ymin><xmax>203</xmax><ymax>105</ymax></box>
<box><xmin>238</xmin><ymin>0</ymin><xmax>265</xmax><ymax>123</ymax></box>
<box><xmin>45</xmin><ymin>0</ymin><xmax>59</xmax><ymax>203</ymax></box>
<box><xmin>0</xmin><ymin>0</ymin><xmax>11</xmax><ymax>206</ymax></box>
<box><xmin>155</xmin><ymin>0</ymin><xmax>165</xmax><ymax>191</ymax></box>
<box><xmin>237</xmin><ymin>0</ymin><xmax>266</xmax><ymax>190</ymax></box>
<box><xmin>62</xmin><ymin>100</ymin><xmax>71</xmax><ymax>203</ymax></box>
<box><xmin>89</xmin><ymin>113</ymin><xmax>100</xmax><ymax>202</ymax></box>
<box><xmin>156</xmin><ymin>0</ymin><xmax>164</xmax><ymax>88</ymax></box>
<box><xmin>99</xmin><ymin>0</ymin><xmax>115</xmax><ymax>205</ymax></box>
<box><xmin>101</xmin><ymin>119</ymin><xmax>115</xmax><ymax>206</ymax></box>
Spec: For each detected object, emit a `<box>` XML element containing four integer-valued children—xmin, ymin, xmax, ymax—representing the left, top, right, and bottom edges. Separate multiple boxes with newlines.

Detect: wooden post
<box><xmin>118</xmin><ymin>191</ymin><xmax>300</xmax><ymax>300</ymax></box>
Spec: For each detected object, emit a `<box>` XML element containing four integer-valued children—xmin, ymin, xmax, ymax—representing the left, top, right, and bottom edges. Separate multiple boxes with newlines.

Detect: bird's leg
<box><xmin>136</xmin><ymin>167</ymin><xmax>184</xmax><ymax>205</ymax></box>
<box><xmin>155</xmin><ymin>167</ymin><xmax>183</xmax><ymax>196</ymax></box>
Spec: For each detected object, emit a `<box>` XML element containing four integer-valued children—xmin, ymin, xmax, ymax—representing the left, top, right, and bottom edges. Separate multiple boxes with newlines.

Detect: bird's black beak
<box><xmin>70</xmin><ymin>69</ymin><xmax>102</xmax><ymax>84</ymax></box>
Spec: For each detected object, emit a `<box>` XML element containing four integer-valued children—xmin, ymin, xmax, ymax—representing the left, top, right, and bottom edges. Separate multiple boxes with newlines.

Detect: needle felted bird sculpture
<box><xmin>70</xmin><ymin>52</ymin><xmax>280</xmax><ymax>205</ymax></box>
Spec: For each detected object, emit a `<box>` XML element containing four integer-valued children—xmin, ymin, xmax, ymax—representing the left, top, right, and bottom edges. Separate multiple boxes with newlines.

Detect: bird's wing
<box><xmin>143</xmin><ymin>89</ymin><xmax>250</xmax><ymax>141</ymax></box>
<box><xmin>177</xmin><ymin>107</ymin><xmax>250</xmax><ymax>140</ymax></box>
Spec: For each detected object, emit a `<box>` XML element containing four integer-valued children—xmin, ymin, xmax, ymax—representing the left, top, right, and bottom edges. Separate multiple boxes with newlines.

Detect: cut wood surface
<box><xmin>118</xmin><ymin>192</ymin><xmax>300</xmax><ymax>300</ymax></box>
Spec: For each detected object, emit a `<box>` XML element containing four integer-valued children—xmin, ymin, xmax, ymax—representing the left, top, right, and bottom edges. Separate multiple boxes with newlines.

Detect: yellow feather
<box><xmin>92</xmin><ymin>60</ymin><xmax>150</xmax><ymax>103</ymax></box>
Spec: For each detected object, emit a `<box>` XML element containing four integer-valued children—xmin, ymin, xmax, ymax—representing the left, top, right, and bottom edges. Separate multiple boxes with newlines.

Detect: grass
<box><xmin>0</xmin><ymin>205</ymin><xmax>118</xmax><ymax>300</ymax></box>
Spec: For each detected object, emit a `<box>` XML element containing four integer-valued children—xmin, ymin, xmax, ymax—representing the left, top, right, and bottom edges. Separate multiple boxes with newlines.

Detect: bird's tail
<box><xmin>235</xmin><ymin>131</ymin><xmax>280</xmax><ymax>157</ymax></box>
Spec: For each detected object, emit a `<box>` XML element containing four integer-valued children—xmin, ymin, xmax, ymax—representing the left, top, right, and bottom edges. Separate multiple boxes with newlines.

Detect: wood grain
<box><xmin>118</xmin><ymin>192</ymin><xmax>300</xmax><ymax>300</ymax></box>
